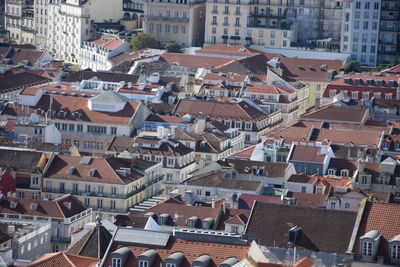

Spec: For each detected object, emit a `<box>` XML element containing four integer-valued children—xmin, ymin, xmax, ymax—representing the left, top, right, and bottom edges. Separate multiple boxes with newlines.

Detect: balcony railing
<box><xmin>51</xmin><ymin>237</ymin><xmax>71</xmax><ymax>243</ymax></box>
<box><xmin>249</xmin><ymin>12</ymin><xmax>286</xmax><ymax>19</ymax></box>
<box><xmin>146</xmin><ymin>15</ymin><xmax>189</xmax><ymax>22</ymax></box>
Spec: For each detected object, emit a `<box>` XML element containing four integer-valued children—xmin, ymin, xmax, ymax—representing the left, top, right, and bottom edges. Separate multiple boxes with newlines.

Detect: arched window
<box><xmin>344</xmin><ymin>202</ymin><xmax>350</xmax><ymax>209</ymax></box>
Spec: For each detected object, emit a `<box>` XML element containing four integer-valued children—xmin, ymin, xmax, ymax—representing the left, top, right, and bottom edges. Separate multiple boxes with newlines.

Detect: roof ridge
<box><xmin>104</xmin><ymin>157</ymin><xmax>126</xmax><ymax>185</ymax></box>
<box><xmin>62</xmin><ymin>252</ymin><xmax>77</xmax><ymax>267</ymax></box>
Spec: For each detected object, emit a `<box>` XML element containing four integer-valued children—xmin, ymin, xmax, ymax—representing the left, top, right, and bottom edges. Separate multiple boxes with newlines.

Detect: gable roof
<box><xmin>245</xmin><ymin>202</ymin><xmax>357</xmax><ymax>253</ymax></box>
<box><xmin>0</xmin><ymin>149</ymin><xmax>43</xmax><ymax>173</ymax></box>
<box><xmin>300</xmin><ymin>106</ymin><xmax>367</xmax><ymax>124</ymax></box>
<box><xmin>0</xmin><ymin>72</ymin><xmax>51</xmax><ymax>93</ymax></box>
<box><xmin>45</xmin><ymin>155</ymin><xmax>148</xmax><ymax>185</ymax></box>
<box><xmin>289</xmin><ymin>145</ymin><xmax>326</xmax><ymax>163</ymax></box>
<box><xmin>25</xmin><ymin>252</ymin><xmax>100</xmax><ymax>267</ymax></box>
<box><xmin>222</xmin><ymin>158</ymin><xmax>288</xmax><ymax>178</ymax></box>
<box><xmin>68</xmin><ymin>223</ymin><xmax>112</xmax><ymax>259</ymax></box>
<box><xmin>0</xmin><ymin>194</ymin><xmax>87</xmax><ymax>218</ymax></box>
<box><xmin>173</xmin><ymin>99</ymin><xmax>268</xmax><ymax>123</ymax></box>
<box><xmin>238</xmin><ymin>193</ymin><xmax>283</xmax><ymax>210</ymax></box>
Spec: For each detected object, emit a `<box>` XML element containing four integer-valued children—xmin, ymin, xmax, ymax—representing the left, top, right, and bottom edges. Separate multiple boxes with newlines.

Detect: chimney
<box><xmin>222</xmin><ymin>201</ymin><xmax>227</xmax><ymax>214</ymax></box>
<box><xmin>211</xmin><ymin>198</ymin><xmax>216</xmax><ymax>208</ymax></box>
<box><xmin>314</xmin><ymin>97</ymin><xmax>320</xmax><ymax>110</ymax></box>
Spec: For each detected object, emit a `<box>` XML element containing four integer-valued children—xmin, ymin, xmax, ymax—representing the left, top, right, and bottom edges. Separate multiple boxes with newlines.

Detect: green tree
<box><xmin>131</xmin><ymin>33</ymin><xmax>159</xmax><ymax>51</ymax></box>
<box><xmin>164</xmin><ymin>42</ymin><xmax>183</xmax><ymax>53</ymax></box>
<box><xmin>341</xmin><ymin>60</ymin><xmax>360</xmax><ymax>73</ymax></box>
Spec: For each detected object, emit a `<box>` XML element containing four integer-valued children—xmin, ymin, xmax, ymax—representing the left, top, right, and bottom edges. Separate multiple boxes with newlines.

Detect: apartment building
<box><xmin>377</xmin><ymin>0</ymin><xmax>400</xmax><ymax>65</ymax></box>
<box><xmin>80</xmin><ymin>38</ymin><xmax>130</xmax><ymax>71</ymax></box>
<box><xmin>14</xmin><ymin>88</ymin><xmax>151</xmax><ymax>153</ymax></box>
<box><xmin>122</xmin><ymin>0</ymin><xmax>145</xmax><ymax>29</ymax></box>
<box><xmin>47</xmin><ymin>0</ymin><xmax>122</xmax><ymax>64</ymax></box>
<box><xmin>43</xmin><ymin>155</ymin><xmax>163</xmax><ymax>215</ymax></box>
<box><xmin>0</xmin><ymin>194</ymin><xmax>93</xmax><ymax>252</ymax></box>
<box><xmin>143</xmin><ymin>0</ymin><xmax>205</xmax><ymax>47</ymax></box>
<box><xmin>340</xmin><ymin>0</ymin><xmax>381</xmax><ymax>66</ymax></box>
<box><xmin>33</xmin><ymin>0</ymin><xmax>47</xmax><ymax>50</ymax></box>
<box><xmin>5</xmin><ymin>0</ymin><xmax>35</xmax><ymax>45</ymax></box>
<box><xmin>107</xmin><ymin>134</ymin><xmax>197</xmax><ymax>195</ymax></box>
<box><xmin>205</xmin><ymin>0</ymin><xmax>343</xmax><ymax>50</ymax></box>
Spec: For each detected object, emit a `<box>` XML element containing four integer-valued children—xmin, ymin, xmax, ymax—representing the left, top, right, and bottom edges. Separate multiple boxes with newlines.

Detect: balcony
<box><xmin>211</xmin><ymin>10</ymin><xmax>218</xmax><ymax>14</ymax></box>
<box><xmin>247</xmin><ymin>22</ymin><xmax>290</xmax><ymax>30</ymax></box>
<box><xmin>381</xmin><ymin>6</ymin><xmax>400</xmax><ymax>11</ymax></box>
<box><xmin>380</xmin><ymin>26</ymin><xmax>399</xmax><ymax>31</ymax></box>
<box><xmin>147</xmin><ymin>15</ymin><xmax>189</xmax><ymax>22</ymax></box>
<box><xmin>223</xmin><ymin>11</ymin><xmax>229</xmax><ymax>15</ymax></box>
<box><xmin>249</xmin><ymin>12</ymin><xmax>286</xmax><ymax>19</ymax></box>
<box><xmin>235</xmin><ymin>11</ymin><xmax>241</xmax><ymax>15</ymax></box>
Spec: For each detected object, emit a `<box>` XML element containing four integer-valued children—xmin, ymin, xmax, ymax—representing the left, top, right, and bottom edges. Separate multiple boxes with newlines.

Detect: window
<box><xmin>392</xmin><ymin>244</ymin><xmax>400</xmax><ymax>261</ymax></box>
<box><xmin>231</xmin><ymin>225</ymin><xmax>239</xmax><ymax>234</ymax></box>
<box><xmin>340</xmin><ymin>170</ymin><xmax>349</xmax><ymax>177</ymax></box>
<box><xmin>97</xmin><ymin>199</ymin><xmax>103</xmax><ymax>209</ymax></box>
<box><xmin>85</xmin><ymin>184</ymin><xmax>91</xmax><ymax>193</ymax></box>
<box><xmin>31</xmin><ymin>176</ymin><xmax>39</xmax><ymax>185</ymax></box>
<box><xmin>316</xmin><ymin>187</ymin><xmax>322</xmax><ymax>194</ymax></box>
<box><xmin>112</xmin><ymin>258</ymin><xmax>122</xmax><ymax>267</ymax></box>
<box><xmin>111</xmin><ymin>187</ymin><xmax>117</xmax><ymax>196</ymax></box>
<box><xmin>139</xmin><ymin>261</ymin><xmax>148</xmax><ymax>267</ymax></box>
<box><xmin>330</xmin><ymin>202</ymin><xmax>336</xmax><ymax>210</ymax></box>
<box><xmin>361</xmin><ymin>175</ymin><xmax>368</xmax><ymax>184</ymax></box>
<box><xmin>344</xmin><ymin>202</ymin><xmax>351</xmax><ymax>209</ymax></box>
<box><xmin>85</xmin><ymin>198</ymin><xmax>90</xmax><ymax>206</ymax></box>
<box><xmin>301</xmin><ymin>186</ymin><xmax>306</xmax><ymax>193</ymax></box>
<box><xmin>205</xmin><ymin>191</ymin><xmax>211</xmax><ymax>196</ymax></box>
<box><xmin>111</xmin><ymin>127</ymin><xmax>117</xmax><ymax>135</ymax></box>
<box><xmin>245</xmin><ymin>122</ymin><xmax>252</xmax><ymax>130</ymax></box>
<box><xmin>110</xmin><ymin>200</ymin><xmax>116</xmax><ymax>210</ymax></box>
<box><xmin>77</xmin><ymin>124</ymin><xmax>83</xmax><ymax>132</ymax></box>
<box><xmin>362</xmin><ymin>241</ymin><xmax>373</xmax><ymax>257</ymax></box>
<box><xmin>72</xmin><ymin>183</ymin><xmax>78</xmax><ymax>192</ymax></box>
<box><xmin>351</xmin><ymin>92</ymin><xmax>359</xmax><ymax>99</ymax></box>
<box><xmin>196</xmin><ymin>189</ymin><xmax>201</xmax><ymax>195</ymax></box>
<box><xmin>166</xmin><ymin>264</ymin><xmax>175</xmax><ymax>267</ymax></box>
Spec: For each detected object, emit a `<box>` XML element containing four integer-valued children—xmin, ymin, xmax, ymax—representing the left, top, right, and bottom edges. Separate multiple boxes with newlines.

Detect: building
<box><xmin>0</xmin><ymin>194</ymin><xmax>93</xmax><ymax>252</ymax></box>
<box><xmin>4</xmin><ymin>0</ymin><xmax>35</xmax><ymax>45</ymax></box>
<box><xmin>122</xmin><ymin>0</ymin><xmax>145</xmax><ymax>29</ymax></box>
<box><xmin>243</xmin><ymin>84</ymin><xmax>299</xmax><ymax>125</ymax></box>
<box><xmin>47</xmin><ymin>0</ymin><xmax>122</xmax><ymax>64</ymax></box>
<box><xmin>79</xmin><ymin>38</ymin><xmax>130</xmax><ymax>71</ymax></box>
<box><xmin>43</xmin><ymin>155</ymin><xmax>164</xmax><ymax>215</ymax></box>
<box><xmin>107</xmin><ymin>134</ymin><xmax>197</xmax><ymax>195</ymax></box>
<box><xmin>377</xmin><ymin>0</ymin><xmax>400</xmax><ymax>65</ymax></box>
<box><xmin>173</xmin><ymin>99</ymin><xmax>270</xmax><ymax>144</ymax></box>
<box><xmin>204</xmin><ymin>0</ymin><xmax>343</xmax><ymax>51</ymax></box>
<box><xmin>245</xmin><ymin>201</ymin><xmax>358</xmax><ymax>254</ymax></box>
<box><xmin>143</xmin><ymin>0</ymin><xmax>205</xmax><ymax>47</ymax></box>
<box><xmin>34</xmin><ymin>0</ymin><xmax>48</xmax><ymax>50</ymax></box>
<box><xmin>286</xmin><ymin>173</ymin><xmax>353</xmax><ymax>195</ymax></box>
<box><xmin>102</xmin><ymin>227</ymin><xmax>250</xmax><ymax>267</ymax></box>
<box><xmin>178</xmin><ymin>170</ymin><xmax>262</xmax><ymax>203</ymax></box>
<box><xmin>13</xmin><ymin>89</ymin><xmax>152</xmax><ymax>153</ymax></box>
<box><xmin>340</xmin><ymin>0</ymin><xmax>381</xmax><ymax>65</ymax></box>
<box><xmin>322</xmin><ymin>73</ymin><xmax>400</xmax><ymax>102</ymax></box>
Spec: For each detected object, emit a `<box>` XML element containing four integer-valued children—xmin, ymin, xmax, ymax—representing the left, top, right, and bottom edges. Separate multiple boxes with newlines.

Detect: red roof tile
<box><xmin>197</xmin><ymin>44</ymin><xmax>261</xmax><ymax>57</ymax></box>
<box><xmin>25</xmin><ymin>252</ymin><xmax>100</xmax><ymax>267</ymax></box>
<box><xmin>160</xmin><ymin>53</ymin><xmax>235</xmax><ymax>68</ymax></box>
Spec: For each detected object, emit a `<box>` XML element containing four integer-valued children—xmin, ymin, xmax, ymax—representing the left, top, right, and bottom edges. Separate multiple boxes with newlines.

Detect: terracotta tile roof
<box><xmin>62</xmin><ymin>70</ymin><xmax>138</xmax><ymax>83</ymax></box>
<box><xmin>34</xmin><ymin>94</ymin><xmax>141</xmax><ymax>125</ymax></box>
<box><xmin>134</xmin><ymin>201</ymin><xmax>221</xmax><ymax>227</ymax></box>
<box><xmin>287</xmin><ymin>173</ymin><xmax>319</xmax><ymax>184</ymax></box>
<box><xmin>228</xmin><ymin>145</ymin><xmax>256</xmax><ymax>159</ymax></box>
<box><xmin>0</xmin><ymin>194</ymin><xmax>87</xmax><ymax>218</ymax></box>
<box><xmin>216</xmin><ymin>54</ymin><xmax>271</xmax><ymax>75</ymax></box>
<box><xmin>289</xmin><ymin>192</ymin><xmax>327</xmax><ymax>208</ymax></box>
<box><xmin>238</xmin><ymin>193</ymin><xmax>283</xmax><ymax>210</ymax></box>
<box><xmin>45</xmin><ymin>155</ymin><xmax>151</xmax><ymax>185</ymax></box>
<box><xmin>353</xmin><ymin>201</ymin><xmax>400</xmax><ymax>263</ymax></box>
<box><xmin>183</xmin><ymin>170</ymin><xmax>261</xmax><ymax>192</ymax></box>
<box><xmin>105</xmin><ymin>237</ymin><xmax>250</xmax><ymax>267</ymax></box>
<box><xmin>328</xmin><ymin>158</ymin><xmax>358</xmax><ymax>176</ymax></box>
<box><xmin>244</xmin><ymin>84</ymin><xmax>295</xmax><ymax>95</ymax></box>
<box><xmin>20</xmin><ymin>86</ymin><xmax>40</xmax><ymax>96</ymax></box>
<box><xmin>223</xmin><ymin>212</ymin><xmax>249</xmax><ymax>225</ymax></box>
<box><xmin>277</xmin><ymin>56</ymin><xmax>343</xmax><ymax>82</ymax></box>
<box><xmin>293</xmin><ymin>257</ymin><xmax>314</xmax><ymax>267</ymax></box>
<box><xmin>222</xmin><ymin>158</ymin><xmax>288</xmax><ymax>178</ymax></box>
<box><xmin>88</xmin><ymin>38</ymin><xmax>125</xmax><ymax>50</ymax></box>
<box><xmin>382</xmin><ymin>64</ymin><xmax>400</xmax><ymax>74</ymax></box>
<box><xmin>246</xmin><ymin>202</ymin><xmax>357</xmax><ymax>253</ymax></box>
<box><xmin>0</xmin><ymin>149</ymin><xmax>43</xmax><ymax>173</ymax></box>
<box><xmin>288</xmin><ymin>173</ymin><xmax>352</xmax><ymax>189</ymax></box>
<box><xmin>0</xmin><ymin>72</ymin><xmax>51</xmax><ymax>93</ymax></box>
<box><xmin>313</xmin><ymin>128</ymin><xmax>383</xmax><ymax>147</ymax></box>
<box><xmin>8</xmin><ymin>49</ymin><xmax>45</xmax><ymax>66</ymax></box>
<box><xmin>289</xmin><ymin>145</ymin><xmax>326</xmax><ymax>163</ymax></box>
<box><xmin>173</xmin><ymin>99</ymin><xmax>268</xmax><ymax>123</ymax></box>
<box><xmin>197</xmin><ymin>44</ymin><xmax>261</xmax><ymax>57</ymax></box>
<box><xmin>160</xmin><ymin>53</ymin><xmax>235</xmax><ymax>68</ymax></box>
<box><xmin>25</xmin><ymin>252</ymin><xmax>100</xmax><ymax>267</ymax></box>
<box><xmin>300</xmin><ymin>106</ymin><xmax>367</xmax><ymax>123</ymax></box>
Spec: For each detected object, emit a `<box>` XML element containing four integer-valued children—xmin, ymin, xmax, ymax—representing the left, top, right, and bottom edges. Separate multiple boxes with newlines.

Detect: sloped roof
<box><xmin>0</xmin><ymin>149</ymin><xmax>43</xmax><ymax>173</ymax></box>
<box><xmin>300</xmin><ymin>106</ymin><xmax>367</xmax><ymax>124</ymax></box>
<box><xmin>68</xmin><ymin>224</ymin><xmax>112</xmax><ymax>259</ymax></box>
<box><xmin>160</xmin><ymin>53</ymin><xmax>235</xmax><ymax>68</ymax></box>
<box><xmin>25</xmin><ymin>252</ymin><xmax>99</xmax><ymax>267</ymax></box>
<box><xmin>246</xmin><ymin>202</ymin><xmax>357</xmax><ymax>253</ymax></box>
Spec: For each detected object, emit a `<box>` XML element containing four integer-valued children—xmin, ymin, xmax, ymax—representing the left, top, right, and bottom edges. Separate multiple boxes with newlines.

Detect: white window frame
<box><xmin>112</xmin><ymin>258</ymin><xmax>122</xmax><ymax>267</ymax></box>
<box><xmin>362</xmin><ymin>241</ymin><xmax>373</xmax><ymax>257</ymax></box>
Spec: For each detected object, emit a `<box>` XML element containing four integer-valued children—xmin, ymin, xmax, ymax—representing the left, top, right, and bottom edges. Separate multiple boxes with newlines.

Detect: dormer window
<box><xmin>89</xmin><ymin>169</ymin><xmax>96</xmax><ymax>176</ymax></box>
<box><xmin>392</xmin><ymin>244</ymin><xmax>400</xmax><ymax>262</ymax></box>
<box><xmin>245</xmin><ymin>122</ymin><xmax>252</xmax><ymax>130</ymax></box>
<box><xmin>139</xmin><ymin>261</ymin><xmax>148</xmax><ymax>267</ymax></box>
<box><xmin>340</xmin><ymin>169</ymin><xmax>349</xmax><ymax>177</ymax></box>
<box><xmin>395</xmin><ymin>143</ymin><xmax>400</xmax><ymax>151</ymax></box>
<box><xmin>112</xmin><ymin>258</ymin><xmax>122</xmax><ymax>267</ymax></box>
<box><xmin>362</xmin><ymin>241</ymin><xmax>373</xmax><ymax>257</ymax></box>
<box><xmin>360</xmin><ymin>230</ymin><xmax>381</xmax><ymax>261</ymax></box>
<box><xmin>58</xmin><ymin>110</ymin><xmax>66</xmax><ymax>118</ymax></box>
<box><xmin>327</xmin><ymin>168</ymin><xmax>336</xmax><ymax>176</ymax></box>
